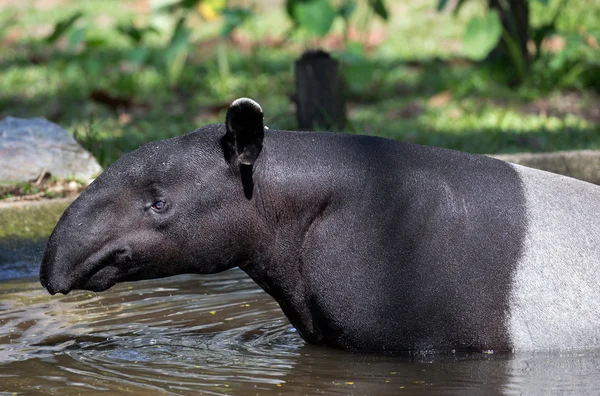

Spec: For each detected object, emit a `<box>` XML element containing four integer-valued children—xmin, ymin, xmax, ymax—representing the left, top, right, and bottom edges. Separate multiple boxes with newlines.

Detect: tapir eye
<box><xmin>151</xmin><ymin>199</ymin><xmax>167</xmax><ymax>212</ymax></box>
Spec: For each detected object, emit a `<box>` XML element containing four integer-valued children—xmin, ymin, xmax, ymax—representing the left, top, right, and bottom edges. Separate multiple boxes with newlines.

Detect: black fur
<box><xmin>222</xmin><ymin>98</ymin><xmax>264</xmax><ymax>165</ymax></box>
<box><xmin>40</xmin><ymin>107</ymin><xmax>527</xmax><ymax>352</ymax></box>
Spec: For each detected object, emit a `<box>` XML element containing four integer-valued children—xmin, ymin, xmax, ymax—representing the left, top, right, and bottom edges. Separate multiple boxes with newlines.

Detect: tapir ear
<box><xmin>222</xmin><ymin>98</ymin><xmax>265</xmax><ymax>166</ymax></box>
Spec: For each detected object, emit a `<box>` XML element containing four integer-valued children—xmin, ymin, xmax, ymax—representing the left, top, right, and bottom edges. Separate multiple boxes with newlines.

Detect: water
<box><xmin>2</xmin><ymin>270</ymin><xmax>600</xmax><ymax>395</ymax></box>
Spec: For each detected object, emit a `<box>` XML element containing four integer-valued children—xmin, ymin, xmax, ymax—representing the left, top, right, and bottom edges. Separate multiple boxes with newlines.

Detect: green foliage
<box><xmin>117</xmin><ymin>23</ymin><xmax>159</xmax><ymax>44</ymax></box>
<box><xmin>437</xmin><ymin>0</ymin><xmax>449</xmax><ymax>12</ymax></box>
<box><xmin>293</xmin><ymin>0</ymin><xmax>336</xmax><ymax>36</ymax></box>
<box><xmin>157</xmin><ymin>0</ymin><xmax>203</xmax><ymax>13</ymax></box>
<box><xmin>67</xmin><ymin>26</ymin><xmax>86</xmax><ymax>49</ymax></box>
<box><xmin>500</xmin><ymin>27</ymin><xmax>527</xmax><ymax>82</ymax></box>
<box><xmin>33</xmin><ymin>0</ymin><xmax>388</xmax><ymax>92</ymax></box>
<box><xmin>157</xmin><ymin>0</ymin><xmax>254</xmax><ymax>85</ymax></box>
<box><xmin>284</xmin><ymin>0</ymin><xmax>390</xmax><ymax>90</ymax></box>
<box><xmin>45</xmin><ymin>12</ymin><xmax>83</xmax><ymax>44</ymax></box>
<box><xmin>463</xmin><ymin>10</ymin><xmax>502</xmax><ymax>61</ymax></box>
<box><xmin>221</xmin><ymin>7</ymin><xmax>253</xmax><ymax>38</ymax></box>
<box><xmin>369</xmin><ymin>0</ymin><xmax>389</xmax><ymax>21</ymax></box>
<box><xmin>333</xmin><ymin>42</ymin><xmax>374</xmax><ymax>91</ymax></box>
<box><xmin>165</xmin><ymin>16</ymin><xmax>191</xmax><ymax>84</ymax></box>
<box><xmin>436</xmin><ymin>0</ymin><xmax>598</xmax><ymax>89</ymax></box>
<box><xmin>286</xmin><ymin>0</ymin><xmax>389</xmax><ymax>36</ymax></box>
<box><xmin>44</xmin><ymin>190</ymin><xmax>58</xmax><ymax>199</ymax></box>
<box><xmin>531</xmin><ymin>31</ymin><xmax>600</xmax><ymax>91</ymax></box>
<box><xmin>338</xmin><ymin>0</ymin><xmax>357</xmax><ymax>21</ymax></box>
<box><xmin>0</xmin><ymin>0</ymin><xmax>597</xmax><ymax>170</ymax></box>
<box><xmin>0</xmin><ymin>13</ymin><xmax>16</xmax><ymax>40</ymax></box>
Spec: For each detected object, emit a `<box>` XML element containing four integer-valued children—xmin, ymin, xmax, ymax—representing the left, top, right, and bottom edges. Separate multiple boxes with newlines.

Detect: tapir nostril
<box><xmin>45</xmin><ymin>283</ymin><xmax>57</xmax><ymax>295</ymax></box>
<box><xmin>41</xmin><ymin>276</ymin><xmax>69</xmax><ymax>295</ymax></box>
<box><xmin>115</xmin><ymin>246</ymin><xmax>132</xmax><ymax>263</ymax></box>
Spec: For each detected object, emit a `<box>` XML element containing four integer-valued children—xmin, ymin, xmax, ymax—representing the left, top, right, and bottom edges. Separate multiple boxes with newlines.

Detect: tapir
<box><xmin>40</xmin><ymin>98</ymin><xmax>600</xmax><ymax>352</ymax></box>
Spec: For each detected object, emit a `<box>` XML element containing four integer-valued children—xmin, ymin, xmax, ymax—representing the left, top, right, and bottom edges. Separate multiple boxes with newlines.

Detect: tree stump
<box><xmin>295</xmin><ymin>50</ymin><xmax>346</xmax><ymax>131</ymax></box>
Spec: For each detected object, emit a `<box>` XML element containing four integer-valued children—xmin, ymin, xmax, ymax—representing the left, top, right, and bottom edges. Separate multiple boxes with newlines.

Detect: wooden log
<box><xmin>295</xmin><ymin>50</ymin><xmax>346</xmax><ymax>131</ymax></box>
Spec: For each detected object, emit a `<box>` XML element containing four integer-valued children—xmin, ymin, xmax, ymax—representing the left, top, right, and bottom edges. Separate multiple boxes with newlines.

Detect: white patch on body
<box><xmin>508</xmin><ymin>164</ymin><xmax>600</xmax><ymax>350</ymax></box>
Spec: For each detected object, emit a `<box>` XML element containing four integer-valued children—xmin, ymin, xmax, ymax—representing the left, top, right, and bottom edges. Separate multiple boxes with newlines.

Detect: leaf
<box><xmin>294</xmin><ymin>0</ymin><xmax>336</xmax><ymax>37</ymax></box>
<box><xmin>168</xmin><ymin>16</ymin><xmax>190</xmax><ymax>52</ymax></box>
<box><xmin>85</xmin><ymin>36</ymin><xmax>108</xmax><ymax>49</ymax></box>
<box><xmin>334</xmin><ymin>43</ymin><xmax>374</xmax><ymax>89</ymax></box>
<box><xmin>118</xmin><ymin>24</ymin><xmax>159</xmax><ymax>44</ymax></box>
<box><xmin>346</xmin><ymin>59</ymin><xmax>375</xmax><ymax>89</ymax></box>
<box><xmin>332</xmin><ymin>41</ymin><xmax>364</xmax><ymax>63</ymax></box>
<box><xmin>0</xmin><ymin>15</ymin><xmax>17</xmax><ymax>40</ymax></box>
<box><xmin>369</xmin><ymin>0</ymin><xmax>388</xmax><ymax>21</ymax></box>
<box><xmin>347</xmin><ymin>41</ymin><xmax>365</xmax><ymax>55</ymax></box>
<box><xmin>45</xmin><ymin>12</ymin><xmax>83</xmax><ymax>44</ymax></box>
<box><xmin>500</xmin><ymin>28</ymin><xmax>526</xmax><ymax>83</ymax></box>
<box><xmin>157</xmin><ymin>0</ymin><xmax>201</xmax><ymax>13</ymax></box>
<box><xmin>463</xmin><ymin>10</ymin><xmax>502</xmax><ymax>61</ymax></box>
<box><xmin>220</xmin><ymin>7</ymin><xmax>252</xmax><ymax>38</ymax></box>
<box><xmin>286</xmin><ymin>0</ymin><xmax>297</xmax><ymax>21</ymax></box>
<box><xmin>165</xmin><ymin>16</ymin><xmax>190</xmax><ymax>83</ymax></box>
<box><xmin>67</xmin><ymin>27</ymin><xmax>86</xmax><ymax>49</ymax></box>
<box><xmin>85</xmin><ymin>56</ymin><xmax>103</xmax><ymax>75</ymax></box>
<box><xmin>437</xmin><ymin>0</ymin><xmax>448</xmax><ymax>11</ymax></box>
<box><xmin>338</xmin><ymin>0</ymin><xmax>357</xmax><ymax>20</ymax></box>
<box><xmin>531</xmin><ymin>0</ymin><xmax>550</xmax><ymax>5</ymax></box>
<box><xmin>127</xmin><ymin>47</ymin><xmax>149</xmax><ymax>64</ymax></box>
<box><xmin>452</xmin><ymin>0</ymin><xmax>468</xmax><ymax>15</ymax></box>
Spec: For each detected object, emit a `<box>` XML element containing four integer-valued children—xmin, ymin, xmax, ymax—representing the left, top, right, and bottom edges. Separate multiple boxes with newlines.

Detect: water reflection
<box><xmin>0</xmin><ymin>238</ymin><xmax>46</xmax><ymax>280</ymax></box>
<box><xmin>1</xmin><ymin>269</ymin><xmax>600</xmax><ymax>395</ymax></box>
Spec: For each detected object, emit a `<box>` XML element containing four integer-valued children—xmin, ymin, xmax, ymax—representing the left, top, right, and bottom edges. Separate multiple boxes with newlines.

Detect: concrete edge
<box><xmin>0</xmin><ymin>196</ymin><xmax>76</xmax><ymax>210</ymax></box>
<box><xmin>489</xmin><ymin>150</ymin><xmax>600</xmax><ymax>186</ymax></box>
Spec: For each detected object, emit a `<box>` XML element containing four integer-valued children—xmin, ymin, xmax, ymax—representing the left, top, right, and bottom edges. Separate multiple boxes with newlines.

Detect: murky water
<box><xmin>2</xmin><ymin>270</ymin><xmax>600</xmax><ymax>395</ymax></box>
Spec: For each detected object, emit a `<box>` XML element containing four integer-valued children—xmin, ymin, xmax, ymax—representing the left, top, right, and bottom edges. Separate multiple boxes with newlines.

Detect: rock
<box><xmin>0</xmin><ymin>117</ymin><xmax>102</xmax><ymax>183</ymax></box>
<box><xmin>491</xmin><ymin>150</ymin><xmax>600</xmax><ymax>185</ymax></box>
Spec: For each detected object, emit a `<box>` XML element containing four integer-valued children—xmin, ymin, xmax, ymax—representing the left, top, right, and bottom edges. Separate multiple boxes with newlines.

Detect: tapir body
<box><xmin>40</xmin><ymin>99</ymin><xmax>600</xmax><ymax>352</ymax></box>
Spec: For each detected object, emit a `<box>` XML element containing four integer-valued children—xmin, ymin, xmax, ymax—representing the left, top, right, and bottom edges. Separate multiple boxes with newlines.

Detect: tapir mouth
<box><xmin>42</xmin><ymin>264</ymin><xmax>119</xmax><ymax>295</ymax></box>
<box><xmin>40</xmin><ymin>245</ymin><xmax>132</xmax><ymax>295</ymax></box>
<box><xmin>78</xmin><ymin>265</ymin><xmax>120</xmax><ymax>293</ymax></box>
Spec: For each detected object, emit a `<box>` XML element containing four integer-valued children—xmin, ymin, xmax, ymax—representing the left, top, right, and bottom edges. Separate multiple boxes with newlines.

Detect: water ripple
<box><xmin>2</xmin><ymin>269</ymin><xmax>600</xmax><ymax>394</ymax></box>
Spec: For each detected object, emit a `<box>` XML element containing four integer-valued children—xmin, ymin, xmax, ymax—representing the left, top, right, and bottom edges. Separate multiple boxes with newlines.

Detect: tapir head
<box><xmin>40</xmin><ymin>98</ymin><xmax>266</xmax><ymax>294</ymax></box>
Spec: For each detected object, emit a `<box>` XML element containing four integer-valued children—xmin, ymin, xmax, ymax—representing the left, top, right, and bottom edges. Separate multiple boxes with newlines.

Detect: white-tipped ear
<box><xmin>229</xmin><ymin>97</ymin><xmax>262</xmax><ymax>114</ymax></box>
<box><xmin>222</xmin><ymin>98</ymin><xmax>265</xmax><ymax>165</ymax></box>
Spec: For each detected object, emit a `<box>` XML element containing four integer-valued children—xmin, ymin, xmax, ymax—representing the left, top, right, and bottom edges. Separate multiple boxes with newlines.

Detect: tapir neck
<box><xmin>237</xmin><ymin>131</ymin><xmax>354</xmax><ymax>343</ymax></box>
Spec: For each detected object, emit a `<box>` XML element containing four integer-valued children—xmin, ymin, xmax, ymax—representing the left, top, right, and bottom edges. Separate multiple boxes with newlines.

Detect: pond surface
<box><xmin>2</xmin><ymin>270</ymin><xmax>600</xmax><ymax>395</ymax></box>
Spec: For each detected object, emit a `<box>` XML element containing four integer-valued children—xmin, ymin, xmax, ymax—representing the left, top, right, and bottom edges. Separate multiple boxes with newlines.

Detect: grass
<box><xmin>0</xmin><ymin>0</ymin><xmax>598</xmax><ymax>168</ymax></box>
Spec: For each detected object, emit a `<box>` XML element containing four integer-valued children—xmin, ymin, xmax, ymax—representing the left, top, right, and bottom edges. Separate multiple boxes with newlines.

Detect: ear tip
<box><xmin>230</xmin><ymin>97</ymin><xmax>263</xmax><ymax>114</ymax></box>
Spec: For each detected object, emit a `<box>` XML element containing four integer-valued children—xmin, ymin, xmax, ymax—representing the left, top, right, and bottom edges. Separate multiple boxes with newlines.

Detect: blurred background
<box><xmin>0</xmin><ymin>0</ymin><xmax>598</xmax><ymax>168</ymax></box>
